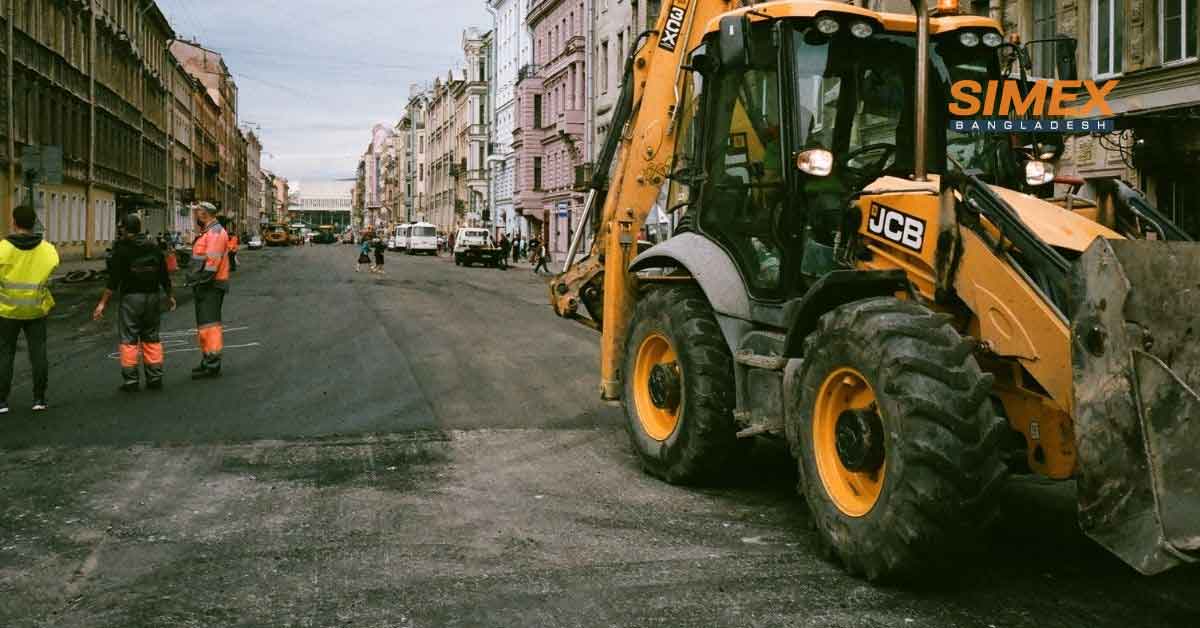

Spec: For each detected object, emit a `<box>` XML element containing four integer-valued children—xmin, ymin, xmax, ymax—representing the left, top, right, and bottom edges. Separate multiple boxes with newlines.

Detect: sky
<box><xmin>156</xmin><ymin>0</ymin><xmax>490</xmax><ymax>183</ymax></box>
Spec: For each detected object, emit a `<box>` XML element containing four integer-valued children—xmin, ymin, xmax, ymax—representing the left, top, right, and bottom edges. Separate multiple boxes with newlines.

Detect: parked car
<box><xmin>453</xmin><ymin>227</ymin><xmax>504</xmax><ymax>268</ymax></box>
<box><xmin>247</xmin><ymin>235</ymin><xmax>263</xmax><ymax>250</ymax></box>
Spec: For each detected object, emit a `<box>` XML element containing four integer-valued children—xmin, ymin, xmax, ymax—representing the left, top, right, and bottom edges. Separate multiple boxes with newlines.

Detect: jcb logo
<box><xmin>867</xmin><ymin>203</ymin><xmax>925</xmax><ymax>252</ymax></box>
<box><xmin>657</xmin><ymin>4</ymin><xmax>687</xmax><ymax>52</ymax></box>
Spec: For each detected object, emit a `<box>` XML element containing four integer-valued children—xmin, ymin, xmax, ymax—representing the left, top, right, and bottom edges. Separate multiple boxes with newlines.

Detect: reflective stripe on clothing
<box><xmin>0</xmin><ymin>281</ymin><xmax>46</xmax><ymax>290</ymax></box>
<box><xmin>141</xmin><ymin>341</ymin><xmax>164</xmax><ymax>365</ymax></box>
<box><xmin>197</xmin><ymin>324</ymin><xmax>224</xmax><ymax>353</ymax></box>
<box><xmin>190</xmin><ymin>221</ymin><xmax>231</xmax><ymax>281</ymax></box>
<box><xmin>119</xmin><ymin>343</ymin><xmax>140</xmax><ymax>367</ymax></box>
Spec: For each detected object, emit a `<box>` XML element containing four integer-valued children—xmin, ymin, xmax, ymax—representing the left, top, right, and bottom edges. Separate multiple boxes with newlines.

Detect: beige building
<box><xmin>171</xmin><ymin>40</ymin><xmax>243</xmax><ymax>221</ymax></box>
<box><xmin>0</xmin><ymin>0</ymin><xmax>174</xmax><ymax>259</ymax></box>
<box><xmin>428</xmin><ymin>71</ymin><xmax>465</xmax><ymax>235</ymax></box>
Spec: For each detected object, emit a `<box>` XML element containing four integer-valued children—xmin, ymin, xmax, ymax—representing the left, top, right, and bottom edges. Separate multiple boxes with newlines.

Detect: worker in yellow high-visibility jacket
<box><xmin>0</xmin><ymin>205</ymin><xmax>59</xmax><ymax>413</ymax></box>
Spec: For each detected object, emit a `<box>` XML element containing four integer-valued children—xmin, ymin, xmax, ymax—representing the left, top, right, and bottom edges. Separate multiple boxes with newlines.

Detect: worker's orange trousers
<box><xmin>118</xmin><ymin>293</ymin><xmax>164</xmax><ymax>385</ymax></box>
<box><xmin>194</xmin><ymin>284</ymin><xmax>225</xmax><ymax>371</ymax></box>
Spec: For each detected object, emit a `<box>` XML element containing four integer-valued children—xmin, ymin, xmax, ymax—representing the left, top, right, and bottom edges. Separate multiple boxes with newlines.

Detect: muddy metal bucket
<box><xmin>1072</xmin><ymin>238</ymin><xmax>1200</xmax><ymax>574</ymax></box>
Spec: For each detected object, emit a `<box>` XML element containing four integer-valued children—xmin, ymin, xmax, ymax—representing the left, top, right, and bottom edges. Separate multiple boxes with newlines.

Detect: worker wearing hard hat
<box><xmin>187</xmin><ymin>202</ymin><xmax>230</xmax><ymax>379</ymax></box>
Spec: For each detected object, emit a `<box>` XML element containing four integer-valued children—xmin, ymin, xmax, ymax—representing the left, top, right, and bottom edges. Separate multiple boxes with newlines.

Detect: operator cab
<box><xmin>675</xmin><ymin>10</ymin><xmax>1015</xmax><ymax>304</ymax></box>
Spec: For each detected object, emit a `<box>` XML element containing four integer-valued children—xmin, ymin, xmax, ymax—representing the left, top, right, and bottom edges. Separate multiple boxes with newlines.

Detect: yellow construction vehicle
<box><xmin>264</xmin><ymin>223</ymin><xmax>290</xmax><ymax>247</ymax></box>
<box><xmin>551</xmin><ymin>0</ymin><xmax>1199</xmax><ymax>580</ymax></box>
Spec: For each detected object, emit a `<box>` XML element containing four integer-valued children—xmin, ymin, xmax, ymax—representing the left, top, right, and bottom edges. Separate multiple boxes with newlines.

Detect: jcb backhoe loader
<box><xmin>551</xmin><ymin>0</ymin><xmax>1199</xmax><ymax>580</ymax></box>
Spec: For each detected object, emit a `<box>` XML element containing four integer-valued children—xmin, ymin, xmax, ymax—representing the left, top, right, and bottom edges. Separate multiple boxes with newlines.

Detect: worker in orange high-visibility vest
<box><xmin>186</xmin><ymin>202</ymin><xmax>230</xmax><ymax>379</ymax></box>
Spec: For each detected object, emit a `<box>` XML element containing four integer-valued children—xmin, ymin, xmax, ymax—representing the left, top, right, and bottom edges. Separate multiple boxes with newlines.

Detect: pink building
<box><xmin>513</xmin><ymin>0</ymin><xmax>587</xmax><ymax>256</ymax></box>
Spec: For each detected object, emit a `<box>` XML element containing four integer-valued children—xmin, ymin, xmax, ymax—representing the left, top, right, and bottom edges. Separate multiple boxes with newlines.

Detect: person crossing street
<box><xmin>92</xmin><ymin>215</ymin><xmax>176</xmax><ymax>391</ymax></box>
<box><xmin>0</xmin><ymin>205</ymin><xmax>58</xmax><ymax>413</ymax></box>
<box><xmin>187</xmin><ymin>202</ymin><xmax>230</xmax><ymax>379</ymax></box>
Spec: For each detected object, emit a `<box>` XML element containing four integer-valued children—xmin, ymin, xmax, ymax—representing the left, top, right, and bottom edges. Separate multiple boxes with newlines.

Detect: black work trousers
<box><xmin>0</xmin><ymin>316</ymin><xmax>48</xmax><ymax>402</ymax></box>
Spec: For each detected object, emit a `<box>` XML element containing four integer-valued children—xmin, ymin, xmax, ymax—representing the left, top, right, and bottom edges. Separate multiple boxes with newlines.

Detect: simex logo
<box><xmin>867</xmin><ymin>203</ymin><xmax>925</xmax><ymax>252</ymax></box>
<box><xmin>657</xmin><ymin>4</ymin><xmax>687</xmax><ymax>52</ymax></box>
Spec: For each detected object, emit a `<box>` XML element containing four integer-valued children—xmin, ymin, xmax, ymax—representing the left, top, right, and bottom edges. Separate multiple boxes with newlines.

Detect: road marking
<box><xmin>107</xmin><ymin>342</ymin><xmax>262</xmax><ymax>360</ymax></box>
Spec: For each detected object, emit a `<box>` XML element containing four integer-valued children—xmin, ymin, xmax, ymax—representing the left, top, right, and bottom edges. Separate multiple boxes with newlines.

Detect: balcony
<box><xmin>517</xmin><ymin>64</ymin><xmax>542</xmax><ymax>83</ymax></box>
<box><xmin>468</xmin><ymin>123</ymin><xmax>488</xmax><ymax>137</ymax></box>
<box><xmin>555</xmin><ymin>109</ymin><xmax>585</xmax><ymax>138</ymax></box>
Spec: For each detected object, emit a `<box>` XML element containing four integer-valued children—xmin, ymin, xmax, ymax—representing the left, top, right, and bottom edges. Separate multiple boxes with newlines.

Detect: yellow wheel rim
<box><xmin>813</xmin><ymin>368</ymin><xmax>886</xmax><ymax>517</ymax></box>
<box><xmin>632</xmin><ymin>333</ymin><xmax>681</xmax><ymax>441</ymax></box>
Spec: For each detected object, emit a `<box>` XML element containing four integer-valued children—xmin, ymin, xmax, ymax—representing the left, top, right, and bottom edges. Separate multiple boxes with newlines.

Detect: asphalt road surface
<box><xmin>2</xmin><ymin>244</ymin><xmax>1197</xmax><ymax>628</ymax></box>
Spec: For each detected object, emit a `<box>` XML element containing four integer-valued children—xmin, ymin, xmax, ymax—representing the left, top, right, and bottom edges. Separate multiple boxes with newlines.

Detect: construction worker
<box><xmin>0</xmin><ymin>205</ymin><xmax>59</xmax><ymax>413</ymax></box>
<box><xmin>92</xmin><ymin>215</ymin><xmax>176</xmax><ymax>391</ymax></box>
<box><xmin>187</xmin><ymin>202</ymin><xmax>230</xmax><ymax>379</ymax></box>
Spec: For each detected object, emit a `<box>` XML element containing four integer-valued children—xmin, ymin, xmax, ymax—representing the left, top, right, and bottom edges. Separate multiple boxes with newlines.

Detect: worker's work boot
<box><xmin>120</xmin><ymin>381</ymin><xmax>139</xmax><ymax>393</ymax></box>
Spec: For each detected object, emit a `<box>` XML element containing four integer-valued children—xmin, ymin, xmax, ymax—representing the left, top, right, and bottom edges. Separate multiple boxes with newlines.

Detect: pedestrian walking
<box><xmin>187</xmin><ymin>202</ymin><xmax>230</xmax><ymax>380</ymax></box>
<box><xmin>528</xmin><ymin>236</ymin><xmax>541</xmax><ymax>267</ymax></box>
<box><xmin>356</xmin><ymin>238</ymin><xmax>372</xmax><ymax>272</ymax></box>
<box><xmin>372</xmin><ymin>237</ymin><xmax>386</xmax><ymax>274</ymax></box>
<box><xmin>534</xmin><ymin>242</ymin><xmax>552</xmax><ymax>275</ymax></box>
<box><xmin>512</xmin><ymin>234</ymin><xmax>521</xmax><ymax>262</ymax></box>
<box><xmin>498</xmin><ymin>233</ymin><xmax>511</xmax><ymax>270</ymax></box>
<box><xmin>92</xmin><ymin>215</ymin><xmax>176</xmax><ymax>392</ymax></box>
<box><xmin>0</xmin><ymin>205</ymin><xmax>59</xmax><ymax>413</ymax></box>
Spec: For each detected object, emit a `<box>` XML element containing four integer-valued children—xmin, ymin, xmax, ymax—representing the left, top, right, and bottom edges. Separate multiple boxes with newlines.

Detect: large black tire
<box><xmin>622</xmin><ymin>285</ymin><xmax>740</xmax><ymax>484</ymax></box>
<box><xmin>790</xmin><ymin>296</ymin><xmax>1006</xmax><ymax>581</ymax></box>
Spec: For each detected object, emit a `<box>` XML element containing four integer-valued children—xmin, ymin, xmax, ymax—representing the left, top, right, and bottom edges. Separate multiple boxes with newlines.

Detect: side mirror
<box><xmin>718</xmin><ymin>14</ymin><xmax>753</xmax><ymax>70</ymax></box>
<box><xmin>1054</xmin><ymin>34</ymin><xmax>1078</xmax><ymax>81</ymax></box>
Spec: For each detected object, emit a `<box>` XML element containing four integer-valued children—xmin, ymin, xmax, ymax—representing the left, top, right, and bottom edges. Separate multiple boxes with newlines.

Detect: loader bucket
<box><xmin>1072</xmin><ymin>238</ymin><xmax>1200</xmax><ymax>574</ymax></box>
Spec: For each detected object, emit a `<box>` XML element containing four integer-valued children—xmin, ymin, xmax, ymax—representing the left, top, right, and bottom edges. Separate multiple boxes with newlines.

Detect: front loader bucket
<box><xmin>1072</xmin><ymin>238</ymin><xmax>1200</xmax><ymax>574</ymax></box>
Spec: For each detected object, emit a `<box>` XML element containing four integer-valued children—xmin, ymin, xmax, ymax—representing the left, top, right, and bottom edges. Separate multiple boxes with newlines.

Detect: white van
<box><xmin>394</xmin><ymin>223</ymin><xmax>410</xmax><ymax>251</ymax></box>
<box><xmin>406</xmin><ymin>222</ymin><xmax>438</xmax><ymax>255</ymax></box>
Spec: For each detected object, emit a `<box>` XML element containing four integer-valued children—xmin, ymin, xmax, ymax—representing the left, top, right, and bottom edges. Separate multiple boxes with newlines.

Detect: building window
<box><xmin>600</xmin><ymin>40</ymin><xmax>609</xmax><ymax>94</ymax></box>
<box><xmin>616</xmin><ymin>33</ymin><xmax>625</xmax><ymax>87</ymax></box>
<box><xmin>533</xmin><ymin>94</ymin><xmax>543</xmax><ymax>128</ymax></box>
<box><xmin>533</xmin><ymin>157</ymin><xmax>543</xmax><ymax>191</ymax></box>
<box><xmin>1093</xmin><ymin>0</ymin><xmax>1124</xmax><ymax>77</ymax></box>
<box><xmin>1161</xmin><ymin>0</ymin><xmax>1198</xmax><ymax>64</ymax></box>
<box><xmin>1030</xmin><ymin>0</ymin><xmax>1058</xmax><ymax>77</ymax></box>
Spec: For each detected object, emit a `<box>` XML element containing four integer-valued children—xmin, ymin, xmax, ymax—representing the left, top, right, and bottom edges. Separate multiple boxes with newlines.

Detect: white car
<box><xmin>247</xmin><ymin>235</ymin><xmax>263</xmax><ymax>250</ymax></box>
<box><xmin>406</xmin><ymin>222</ymin><xmax>438</xmax><ymax>255</ymax></box>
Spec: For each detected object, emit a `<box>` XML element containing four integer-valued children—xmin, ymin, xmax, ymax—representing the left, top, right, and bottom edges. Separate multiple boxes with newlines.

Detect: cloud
<box><xmin>159</xmin><ymin>0</ymin><xmax>490</xmax><ymax>180</ymax></box>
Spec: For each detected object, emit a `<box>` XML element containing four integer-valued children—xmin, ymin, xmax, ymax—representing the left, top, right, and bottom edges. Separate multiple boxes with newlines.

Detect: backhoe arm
<box><xmin>550</xmin><ymin>0</ymin><xmax>738</xmax><ymax>399</ymax></box>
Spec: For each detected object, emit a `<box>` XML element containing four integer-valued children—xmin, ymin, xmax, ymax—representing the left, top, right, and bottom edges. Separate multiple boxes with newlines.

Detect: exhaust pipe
<box><xmin>912</xmin><ymin>0</ymin><xmax>929</xmax><ymax>181</ymax></box>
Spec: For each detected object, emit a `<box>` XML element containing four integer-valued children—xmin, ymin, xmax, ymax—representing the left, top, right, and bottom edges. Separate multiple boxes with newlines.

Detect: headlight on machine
<box><xmin>982</xmin><ymin>32</ymin><xmax>1003</xmax><ymax>48</ymax></box>
<box><xmin>796</xmin><ymin>149</ymin><xmax>834</xmax><ymax>177</ymax></box>
<box><xmin>849</xmin><ymin>20</ymin><xmax>874</xmax><ymax>38</ymax></box>
<box><xmin>959</xmin><ymin>31</ymin><xmax>980</xmax><ymax>47</ymax></box>
<box><xmin>815</xmin><ymin>16</ymin><xmax>840</xmax><ymax>35</ymax></box>
<box><xmin>1025</xmin><ymin>160</ymin><xmax>1056</xmax><ymax>186</ymax></box>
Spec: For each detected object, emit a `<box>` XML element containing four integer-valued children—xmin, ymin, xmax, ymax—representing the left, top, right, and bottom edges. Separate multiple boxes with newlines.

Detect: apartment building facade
<box><xmin>514</xmin><ymin>0</ymin><xmax>588</xmax><ymax>255</ymax></box>
<box><xmin>488</xmin><ymin>0</ymin><xmax>532</xmax><ymax>238</ymax></box>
